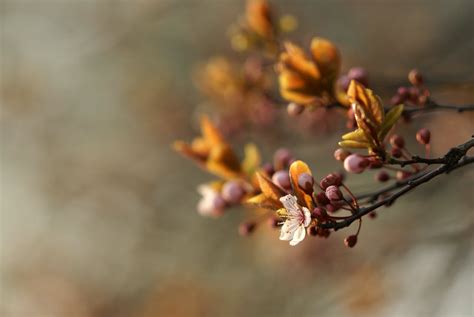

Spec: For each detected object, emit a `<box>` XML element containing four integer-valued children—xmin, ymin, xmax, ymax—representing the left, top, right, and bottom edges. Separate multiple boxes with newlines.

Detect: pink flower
<box><xmin>279</xmin><ymin>194</ymin><xmax>312</xmax><ymax>246</ymax></box>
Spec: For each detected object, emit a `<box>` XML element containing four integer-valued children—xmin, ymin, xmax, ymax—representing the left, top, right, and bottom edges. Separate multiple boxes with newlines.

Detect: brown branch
<box><xmin>321</xmin><ymin>138</ymin><xmax>474</xmax><ymax>231</ymax></box>
<box><xmin>388</xmin><ymin>137</ymin><xmax>474</xmax><ymax>167</ymax></box>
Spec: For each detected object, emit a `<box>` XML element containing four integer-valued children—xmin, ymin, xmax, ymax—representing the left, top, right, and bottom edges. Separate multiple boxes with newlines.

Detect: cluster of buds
<box><xmin>390</xmin><ymin>69</ymin><xmax>430</xmax><ymax>108</ymax></box>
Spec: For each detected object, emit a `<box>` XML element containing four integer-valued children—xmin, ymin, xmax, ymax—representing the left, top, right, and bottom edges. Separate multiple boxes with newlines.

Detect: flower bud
<box><xmin>344</xmin><ymin>235</ymin><xmax>358</xmax><ymax>248</ymax></box>
<box><xmin>325</xmin><ymin>185</ymin><xmax>342</xmax><ymax>201</ymax></box>
<box><xmin>397</xmin><ymin>86</ymin><xmax>410</xmax><ymax>99</ymax></box>
<box><xmin>344</xmin><ymin>154</ymin><xmax>369</xmax><ymax>174</ymax></box>
<box><xmin>416</xmin><ymin>128</ymin><xmax>431</xmax><ymax>145</ymax></box>
<box><xmin>311</xmin><ymin>207</ymin><xmax>325</xmax><ymax>219</ymax></box>
<box><xmin>325</xmin><ymin>202</ymin><xmax>342</xmax><ymax>213</ymax></box>
<box><xmin>287</xmin><ymin>102</ymin><xmax>305</xmax><ymax>116</ymax></box>
<box><xmin>298</xmin><ymin>172</ymin><xmax>314</xmax><ymax>194</ymax></box>
<box><xmin>348</xmin><ymin>67</ymin><xmax>369</xmax><ymax>87</ymax></box>
<box><xmin>318</xmin><ymin>228</ymin><xmax>330</xmax><ymax>238</ymax></box>
<box><xmin>369</xmin><ymin>211</ymin><xmax>377</xmax><ymax>219</ymax></box>
<box><xmin>391</xmin><ymin>147</ymin><xmax>402</xmax><ymax>158</ymax></box>
<box><xmin>222</xmin><ymin>181</ymin><xmax>246</xmax><ymax>204</ymax></box>
<box><xmin>334</xmin><ymin>148</ymin><xmax>351</xmax><ymax>161</ymax></box>
<box><xmin>390</xmin><ymin>134</ymin><xmax>405</xmax><ymax>149</ymax></box>
<box><xmin>319</xmin><ymin>173</ymin><xmax>342</xmax><ymax>190</ymax></box>
<box><xmin>267</xmin><ymin>216</ymin><xmax>280</xmax><ymax>228</ymax></box>
<box><xmin>315</xmin><ymin>192</ymin><xmax>330</xmax><ymax>205</ymax></box>
<box><xmin>238</xmin><ymin>222</ymin><xmax>256</xmax><ymax>236</ymax></box>
<box><xmin>337</xmin><ymin>75</ymin><xmax>351</xmax><ymax>91</ymax></box>
<box><xmin>308</xmin><ymin>226</ymin><xmax>318</xmax><ymax>236</ymax></box>
<box><xmin>408</xmin><ymin>69</ymin><xmax>423</xmax><ymax>86</ymax></box>
<box><xmin>375</xmin><ymin>171</ymin><xmax>390</xmax><ymax>182</ymax></box>
<box><xmin>261</xmin><ymin>162</ymin><xmax>275</xmax><ymax>177</ymax></box>
<box><xmin>272</xmin><ymin>170</ymin><xmax>291</xmax><ymax>190</ymax></box>
<box><xmin>396</xmin><ymin>170</ymin><xmax>412</xmax><ymax>181</ymax></box>
<box><xmin>390</xmin><ymin>95</ymin><xmax>403</xmax><ymax>106</ymax></box>
<box><xmin>273</xmin><ymin>148</ymin><xmax>293</xmax><ymax>170</ymax></box>
<box><xmin>369</xmin><ymin>158</ymin><xmax>383</xmax><ymax>169</ymax></box>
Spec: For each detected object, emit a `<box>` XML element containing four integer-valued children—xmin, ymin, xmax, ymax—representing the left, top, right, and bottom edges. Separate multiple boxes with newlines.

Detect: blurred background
<box><xmin>1</xmin><ymin>0</ymin><xmax>473</xmax><ymax>316</ymax></box>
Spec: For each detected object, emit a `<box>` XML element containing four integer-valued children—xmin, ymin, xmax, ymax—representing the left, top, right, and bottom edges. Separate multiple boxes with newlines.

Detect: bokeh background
<box><xmin>1</xmin><ymin>1</ymin><xmax>473</xmax><ymax>316</ymax></box>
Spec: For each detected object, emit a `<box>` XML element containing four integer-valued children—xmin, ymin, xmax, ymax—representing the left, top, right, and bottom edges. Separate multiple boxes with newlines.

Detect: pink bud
<box><xmin>344</xmin><ymin>235</ymin><xmax>358</xmax><ymax>248</ymax></box>
<box><xmin>390</xmin><ymin>134</ymin><xmax>405</xmax><ymax>149</ymax></box>
<box><xmin>272</xmin><ymin>170</ymin><xmax>291</xmax><ymax>190</ymax></box>
<box><xmin>325</xmin><ymin>185</ymin><xmax>342</xmax><ymax>201</ymax></box>
<box><xmin>334</xmin><ymin>148</ymin><xmax>351</xmax><ymax>161</ymax></box>
<box><xmin>344</xmin><ymin>154</ymin><xmax>369</xmax><ymax>174</ymax></box>
<box><xmin>319</xmin><ymin>173</ymin><xmax>342</xmax><ymax>190</ymax></box>
<box><xmin>222</xmin><ymin>181</ymin><xmax>246</xmax><ymax>204</ymax></box>
<box><xmin>416</xmin><ymin>128</ymin><xmax>431</xmax><ymax>145</ymax></box>
<box><xmin>287</xmin><ymin>102</ymin><xmax>304</xmax><ymax>116</ymax></box>
<box><xmin>298</xmin><ymin>173</ymin><xmax>314</xmax><ymax>194</ymax></box>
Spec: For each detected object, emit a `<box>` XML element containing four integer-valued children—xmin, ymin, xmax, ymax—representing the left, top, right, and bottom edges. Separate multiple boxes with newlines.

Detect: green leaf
<box><xmin>378</xmin><ymin>104</ymin><xmax>404</xmax><ymax>140</ymax></box>
<box><xmin>338</xmin><ymin>140</ymin><xmax>371</xmax><ymax>149</ymax></box>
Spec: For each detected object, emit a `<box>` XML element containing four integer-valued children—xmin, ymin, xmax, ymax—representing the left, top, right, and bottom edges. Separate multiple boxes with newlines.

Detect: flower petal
<box><xmin>279</xmin><ymin>194</ymin><xmax>300</xmax><ymax>216</ymax></box>
<box><xmin>302</xmin><ymin>207</ymin><xmax>312</xmax><ymax>227</ymax></box>
<box><xmin>289</xmin><ymin>224</ymin><xmax>306</xmax><ymax>246</ymax></box>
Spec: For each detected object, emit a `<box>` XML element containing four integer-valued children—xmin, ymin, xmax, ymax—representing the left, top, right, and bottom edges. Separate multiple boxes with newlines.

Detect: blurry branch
<box><xmin>403</xmin><ymin>100</ymin><xmax>474</xmax><ymax>115</ymax></box>
<box><xmin>322</xmin><ymin>137</ymin><xmax>474</xmax><ymax>231</ymax></box>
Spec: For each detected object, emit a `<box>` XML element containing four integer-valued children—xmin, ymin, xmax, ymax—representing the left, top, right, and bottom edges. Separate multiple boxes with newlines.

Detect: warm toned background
<box><xmin>1</xmin><ymin>1</ymin><xmax>473</xmax><ymax>316</ymax></box>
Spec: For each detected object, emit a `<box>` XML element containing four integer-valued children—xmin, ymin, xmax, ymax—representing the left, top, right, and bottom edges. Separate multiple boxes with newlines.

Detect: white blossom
<box><xmin>279</xmin><ymin>194</ymin><xmax>312</xmax><ymax>246</ymax></box>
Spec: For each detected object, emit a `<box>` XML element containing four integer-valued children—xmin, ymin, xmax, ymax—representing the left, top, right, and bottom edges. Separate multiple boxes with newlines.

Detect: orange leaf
<box><xmin>288</xmin><ymin>160</ymin><xmax>315</xmax><ymax>210</ymax></box>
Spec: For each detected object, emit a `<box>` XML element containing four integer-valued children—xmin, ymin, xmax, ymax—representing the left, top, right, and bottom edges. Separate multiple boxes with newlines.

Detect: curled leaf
<box><xmin>288</xmin><ymin>160</ymin><xmax>315</xmax><ymax>210</ymax></box>
<box><xmin>378</xmin><ymin>104</ymin><xmax>404</xmax><ymax>141</ymax></box>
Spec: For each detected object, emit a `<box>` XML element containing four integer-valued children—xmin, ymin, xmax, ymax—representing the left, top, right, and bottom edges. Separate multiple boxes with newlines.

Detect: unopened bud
<box><xmin>298</xmin><ymin>173</ymin><xmax>314</xmax><ymax>194</ymax></box>
<box><xmin>238</xmin><ymin>222</ymin><xmax>256</xmax><ymax>236</ymax></box>
<box><xmin>308</xmin><ymin>226</ymin><xmax>318</xmax><ymax>236</ymax></box>
<box><xmin>315</xmin><ymin>192</ymin><xmax>330</xmax><ymax>205</ymax></box>
<box><xmin>397</xmin><ymin>86</ymin><xmax>410</xmax><ymax>99</ymax></box>
<box><xmin>274</xmin><ymin>148</ymin><xmax>293</xmax><ymax>170</ymax></box>
<box><xmin>390</xmin><ymin>134</ymin><xmax>405</xmax><ymax>149</ymax></box>
<box><xmin>391</xmin><ymin>147</ymin><xmax>402</xmax><ymax>158</ymax></box>
<box><xmin>222</xmin><ymin>181</ymin><xmax>246</xmax><ymax>204</ymax></box>
<box><xmin>375</xmin><ymin>171</ymin><xmax>390</xmax><ymax>182</ymax></box>
<box><xmin>396</xmin><ymin>170</ymin><xmax>412</xmax><ymax>181</ymax></box>
<box><xmin>287</xmin><ymin>102</ymin><xmax>305</xmax><ymax>116</ymax></box>
<box><xmin>334</xmin><ymin>148</ymin><xmax>351</xmax><ymax>161</ymax></box>
<box><xmin>416</xmin><ymin>128</ymin><xmax>431</xmax><ymax>145</ymax></box>
<box><xmin>369</xmin><ymin>158</ymin><xmax>383</xmax><ymax>169</ymax></box>
<box><xmin>344</xmin><ymin>154</ymin><xmax>369</xmax><ymax>174</ymax></box>
<box><xmin>311</xmin><ymin>207</ymin><xmax>325</xmax><ymax>219</ymax></box>
<box><xmin>408</xmin><ymin>69</ymin><xmax>423</xmax><ymax>86</ymax></box>
<box><xmin>319</xmin><ymin>173</ymin><xmax>342</xmax><ymax>190</ymax></box>
<box><xmin>344</xmin><ymin>235</ymin><xmax>358</xmax><ymax>248</ymax></box>
<box><xmin>267</xmin><ymin>216</ymin><xmax>280</xmax><ymax>228</ymax></box>
<box><xmin>348</xmin><ymin>67</ymin><xmax>369</xmax><ymax>87</ymax></box>
<box><xmin>261</xmin><ymin>162</ymin><xmax>275</xmax><ymax>176</ymax></box>
<box><xmin>272</xmin><ymin>170</ymin><xmax>292</xmax><ymax>190</ymax></box>
<box><xmin>325</xmin><ymin>185</ymin><xmax>342</xmax><ymax>201</ymax></box>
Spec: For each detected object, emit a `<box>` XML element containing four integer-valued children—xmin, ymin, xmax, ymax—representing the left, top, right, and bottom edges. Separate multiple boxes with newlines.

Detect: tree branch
<box><xmin>321</xmin><ymin>138</ymin><xmax>474</xmax><ymax>231</ymax></box>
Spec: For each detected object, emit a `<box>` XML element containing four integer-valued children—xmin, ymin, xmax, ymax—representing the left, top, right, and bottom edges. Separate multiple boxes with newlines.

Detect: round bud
<box><xmin>326</xmin><ymin>202</ymin><xmax>342</xmax><ymax>213</ymax></box>
<box><xmin>261</xmin><ymin>162</ymin><xmax>275</xmax><ymax>177</ymax></box>
<box><xmin>344</xmin><ymin>154</ymin><xmax>369</xmax><ymax>174</ymax></box>
<box><xmin>311</xmin><ymin>207</ymin><xmax>325</xmax><ymax>219</ymax></box>
<box><xmin>396</xmin><ymin>170</ymin><xmax>412</xmax><ymax>181</ymax></box>
<box><xmin>267</xmin><ymin>216</ymin><xmax>280</xmax><ymax>228</ymax></box>
<box><xmin>222</xmin><ymin>181</ymin><xmax>246</xmax><ymax>204</ymax></box>
<box><xmin>390</xmin><ymin>95</ymin><xmax>403</xmax><ymax>106</ymax></box>
<box><xmin>273</xmin><ymin>148</ymin><xmax>293</xmax><ymax>169</ymax></box>
<box><xmin>344</xmin><ymin>235</ymin><xmax>358</xmax><ymax>248</ymax></box>
<box><xmin>318</xmin><ymin>228</ymin><xmax>331</xmax><ymax>238</ymax></box>
<box><xmin>272</xmin><ymin>170</ymin><xmax>291</xmax><ymax>191</ymax></box>
<box><xmin>369</xmin><ymin>211</ymin><xmax>377</xmax><ymax>219</ymax></box>
<box><xmin>319</xmin><ymin>173</ymin><xmax>342</xmax><ymax>190</ymax></box>
<box><xmin>348</xmin><ymin>67</ymin><xmax>369</xmax><ymax>87</ymax></box>
<box><xmin>408</xmin><ymin>69</ymin><xmax>423</xmax><ymax>86</ymax></box>
<box><xmin>391</xmin><ymin>147</ymin><xmax>402</xmax><ymax>158</ymax></box>
<box><xmin>325</xmin><ymin>185</ymin><xmax>343</xmax><ymax>201</ymax></box>
<box><xmin>369</xmin><ymin>158</ymin><xmax>383</xmax><ymax>169</ymax></box>
<box><xmin>337</xmin><ymin>75</ymin><xmax>351</xmax><ymax>91</ymax></box>
<box><xmin>287</xmin><ymin>102</ymin><xmax>305</xmax><ymax>116</ymax></box>
<box><xmin>308</xmin><ymin>226</ymin><xmax>318</xmax><ymax>236</ymax></box>
<box><xmin>315</xmin><ymin>192</ymin><xmax>330</xmax><ymax>206</ymax></box>
<box><xmin>238</xmin><ymin>222</ymin><xmax>256</xmax><ymax>236</ymax></box>
<box><xmin>397</xmin><ymin>86</ymin><xmax>410</xmax><ymax>99</ymax></box>
<box><xmin>390</xmin><ymin>134</ymin><xmax>405</xmax><ymax>149</ymax></box>
<box><xmin>298</xmin><ymin>173</ymin><xmax>314</xmax><ymax>194</ymax></box>
<box><xmin>416</xmin><ymin>128</ymin><xmax>431</xmax><ymax>145</ymax></box>
<box><xmin>334</xmin><ymin>148</ymin><xmax>351</xmax><ymax>161</ymax></box>
<box><xmin>375</xmin><ymin>171</ymin><xmax>390</xmax><ymax>182</ymax></box>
